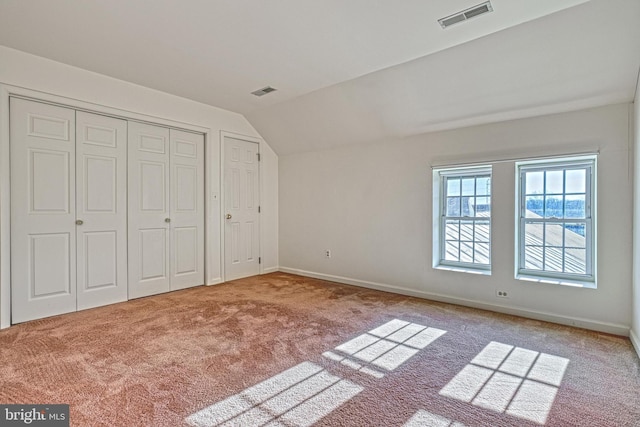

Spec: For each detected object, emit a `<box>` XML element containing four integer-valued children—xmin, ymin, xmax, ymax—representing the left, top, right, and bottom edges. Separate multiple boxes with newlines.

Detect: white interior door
<box><xmin>169</xmin><ymin>129</ymin><xmax>204</xmax><ymax>290</ymax></box>
<box><xmin>76</xmin><ymin>111</ymin><xmax>128</xmax><ymax>310</ymax></box>
<box><xmin>128</xmin><ymin>122</ymin><xmax>171</xmax><ymax>298</ymax></box>
<box><xmin>224</xmin><ymin>137</ymin><xmax>260</xmax><ymax>281</ymax></box>
<box><xmin>10</xmin><ymin>98</ymin><xmax>77</xmax><ymax>323</ymax></box>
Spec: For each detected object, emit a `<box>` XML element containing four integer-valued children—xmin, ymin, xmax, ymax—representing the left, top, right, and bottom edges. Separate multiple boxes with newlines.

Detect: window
<box><xmin>433</xmin><ymin>166</ymin><xmax>492</xmax><ymax>272</ymax></box>
<box><xmin>516</xmin><ymin>156</ymin><xmax>596</xmax><ymax>285</ymax></box>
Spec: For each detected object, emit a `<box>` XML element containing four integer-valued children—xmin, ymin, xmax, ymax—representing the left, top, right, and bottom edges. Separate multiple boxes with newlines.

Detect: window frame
<box><xmin>515</xmin><ymin>156</ymin><xmax>597</xmax><ymax>286</ymax></box>
<box><xmin>433</xmin><ymin>165</ymin><xmax>492</xmax><ymax>273</ymax></box>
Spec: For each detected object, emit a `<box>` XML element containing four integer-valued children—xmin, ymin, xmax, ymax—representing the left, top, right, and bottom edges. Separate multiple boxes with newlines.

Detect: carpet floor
<box><xmin>0</xmin><ymin>272</ymin><xmax>638</xmax><ymax>426</ymax></box>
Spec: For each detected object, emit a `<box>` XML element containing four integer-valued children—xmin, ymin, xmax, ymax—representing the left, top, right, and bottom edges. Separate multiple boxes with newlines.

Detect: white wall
<box><xmin>0</xmin><ymin>46</ymin><xmax>278</xmax><ymax>326</ymax></box>
<box><xmin>280</xmin><ymin>104</ymin><xmax>632</xmax><ymax>335</ymax></box>
<box><xmin>632</xmin><ymin>72</ymin><xmax>640</xmax><ymax>353</ymax></box>
<box><xmin>261</xmin><ymin>143</ymin><xmax>279</xmax><ymax>273</ymax></box>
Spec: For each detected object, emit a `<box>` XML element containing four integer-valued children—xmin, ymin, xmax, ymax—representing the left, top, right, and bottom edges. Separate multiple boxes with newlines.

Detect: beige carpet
<box><xmin>0</xmin><ymin>272</ymin><xmax>638</xmax><ymax>426</ymax></box>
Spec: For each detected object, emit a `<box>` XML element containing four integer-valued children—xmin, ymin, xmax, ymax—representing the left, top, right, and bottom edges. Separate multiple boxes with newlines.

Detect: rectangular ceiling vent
<box><xmin>439</xmin><ymin>1</ymin><xmax>493</xmax><ymax>29</ymax></box>
<box><xmin>251</xmin><ymin>86</ymin><xmax>277</xmax><ymax>97</ymax></box>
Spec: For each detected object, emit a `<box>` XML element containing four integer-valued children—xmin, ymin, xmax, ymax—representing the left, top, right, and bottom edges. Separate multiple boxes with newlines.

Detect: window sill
<box><xmin>434</xmin><ymin>264</ymin><xmax>492</xmax><ymax>276</ymax></box>
<box><xmin>515</xmin><ymin>274</ymin><xmax>596</xmax><ymax>289</ymax></box>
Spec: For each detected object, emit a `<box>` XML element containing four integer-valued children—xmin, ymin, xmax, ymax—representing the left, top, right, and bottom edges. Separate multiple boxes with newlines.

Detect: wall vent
<box><xmin>251</xmin><ymin>86</ymin><xmax>277</xmax><ymax>97</ymax></box>
<box><xmin>438</xmin><ymin>1</ymin><xmax>493</xmax><ymax>29</ymax></box>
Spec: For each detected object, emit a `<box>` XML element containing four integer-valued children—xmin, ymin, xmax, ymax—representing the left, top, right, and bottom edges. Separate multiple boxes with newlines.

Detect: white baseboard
<box><xmin>279</xmin><ymin>267</ymin><xmax>630</xmax><ymax>337</ymax></box>
<box><xmin>630</xmin><ymin>329</ymin><xmax>640</xmax><ymax>358</ymax></box>
<box><xmin>207</xmin><ymin>267</ymin><xmax>278</xmax><ymax>286</ymax></box>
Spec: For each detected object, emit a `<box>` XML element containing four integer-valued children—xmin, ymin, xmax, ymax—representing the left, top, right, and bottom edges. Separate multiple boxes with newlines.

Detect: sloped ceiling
<box><xmin>1</xmin><ymin>0</ymin><xmax>639</xmax><ymax>155</ymax></box>
<box><xmin>248</xmin><ymin>0</ymin><xmax>640</xmax><ymax>154</ymax></box>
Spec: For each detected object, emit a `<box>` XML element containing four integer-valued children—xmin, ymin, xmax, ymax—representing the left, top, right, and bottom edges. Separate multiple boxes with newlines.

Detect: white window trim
<box><xmin>514</xmin><ymin>155</ymin><xmax>597</xmax><ymax>288</ymax></box>
<box><xmin>432</xmin><ymin>165</ymin><xmax>492</xmax><ymax>275</ymax></box>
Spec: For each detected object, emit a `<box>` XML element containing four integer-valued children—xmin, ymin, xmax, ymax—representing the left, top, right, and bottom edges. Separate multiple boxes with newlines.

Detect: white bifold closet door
<box><xmin>11</xmin><ymin>99</ymin><xmax>77</xmax><ymax>323</ymax></box>
<box><xmin>10</xmin><ymin>98</ymin><xmax>128</xmax><ymax>323</ymax></box>
<box><xmin>127</xmin><ymin>122</ymin><xmax>204</xmax><ymax>299</ymax></box>
<box><xmin>75</xmin><ymin>111</ymin><xmax>128</xmax><ymax>310</ymax></box>
<box><xmin>169</xmin><ymin>129</ymin><xmax>205</xmax><ymax>291</ymax></box>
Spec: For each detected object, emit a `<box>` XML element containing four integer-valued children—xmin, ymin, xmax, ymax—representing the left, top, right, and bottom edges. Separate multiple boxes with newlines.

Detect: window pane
<box><xmin>525</xmin><ymin>196</ymin><xmax>543</xmax><ymax>218</ymax></box>
<box><xmin>565</xmin><ymin>224</ymin><xmax>586</xmax><ymax>248</ymax></box>
<box><xmin>544</xmin><ymin>196</ymin><xmax>563</xmax><ymax>218</ymax></box>
<box><xmin>461</xmin><ymin>178</ymin><xmax>475</xmax><ymax>196</ymax></box>
<box><xmin>446</xmin><ymin>197</ymin><xmax>460</xmax><ymax>217</ymax></box>
<box><xmin>445</xmin><ymin>220</ymin><xmax>460</xmax><ymax>241</ymax></box>
<box><xmin>565</xmin><ymin>169</ymin><xmax>586</xmax><ymax>193</ymax></box>
<box><xmin>544</xmin><ymin>223</ymin><xmax>564</xmax><ymax>247</ymax></box>
<box><xmin>445</xmin><ymin>241</ymin><xmax>459</xmax><ymax>262</ymax></box>
<box><xmin>565</xmin><ymin>248</ymin><xmax>586</xmax><ymax>274</ymax></box>
<box><xmin>524</xmin><ymin>222</ymin><xmax>544</xmax><ymax>246</ymax></box>
<box><xmin>460</xmin><ymin>221</ymin><xmax>473</xmax><ymax>241</ymax></box>
<box><xmin>461</xmin><ymin>196</ymin><xmax>475</xmax><ymax>217</ymax></box>
<box><xmin>475</xmin><ymin>243</ymin><xmax>490</xmax><ymax>264</ymax></box>
<box><xmin>525</xmin><ymin>171</ymin><xmax>544</xmax><ymax>195</ymax></box>
<box><xmin>447</xmin><ymin>178</ymin><xmax>460</xmax><ymax>196</ymax></box>
<box><xmin>546</xmin><ymin>170</ymin><xmax>563</xmax><ymax>194</ymax></box>
<box><xmin>565</xmin><ymin>195</ymin><xmax>585</xmax><ymax>219</ymax></box>
<box><xmin>474</xmin><ymin>196</ymin><xmax>491</xmax><ymax>215</ymax></box>
<box><xmin>475</xmin><ymin>221</ymin><xmax>490</xmax><ymax>243</ymax></box>
<box><xmin>460</xmin><ymin>242</ymin><xmax>473</xmax><ymax>263</ymax></box>
<box><xmin>544</xmin><ymin>247</ymin><xmax>563</xmax><ymax>272</ymax></box>
<box><xmin>524</xmin><ymin>246</ymin><xmax>544</xmax><ymax>270</ymax></box>
<box><xmin>476</xmin><ymin>177</ymin><xmax>490</xmax><ymax>196</ymax></box>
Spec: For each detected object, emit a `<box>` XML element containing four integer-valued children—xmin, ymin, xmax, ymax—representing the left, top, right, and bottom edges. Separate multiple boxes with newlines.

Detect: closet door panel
<box><xmin>128</xmin><ymin>122</ymin><xmax>171</xmax><ymax>298</ymax></box>
<box><xmin>169</xmin><ymin>129</ymin><xmax>204</xmax><ymax>290</ymax></box>
<box><xmin>10</xmin><ymin>98</ymin><xmax>77</xmax><ymax>323</ymax></box>
<box><xmin>76</xmin><ymin>112</ymin><xmax>128</xmax><ymax>310</ymax></box>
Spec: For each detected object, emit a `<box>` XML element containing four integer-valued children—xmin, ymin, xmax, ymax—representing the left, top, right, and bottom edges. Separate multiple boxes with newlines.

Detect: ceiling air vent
<box><xmin>251</xmin><ymin>86</ymin><xmax>277</xmax><ymax>97</ymax></box>
<box><xmin>438</xmin><ymin>1</ymin><xmax>493</xmax><ymax>29</ymax></box>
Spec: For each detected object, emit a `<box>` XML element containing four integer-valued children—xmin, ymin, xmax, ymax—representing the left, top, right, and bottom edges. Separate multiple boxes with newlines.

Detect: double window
<box><xmin>516</xmin><ymin>157</ymin><xmax>596</xmax><ymax>284</ymax></box>
<box><xmin>433</xmin><ymin>155</ymin><xmax>596</xmax><ymax>287</ymax></box>
<box><xmin>434</xmin><ymin>167</ymin><xmax>492</xmax><ymax>272</ymax></box>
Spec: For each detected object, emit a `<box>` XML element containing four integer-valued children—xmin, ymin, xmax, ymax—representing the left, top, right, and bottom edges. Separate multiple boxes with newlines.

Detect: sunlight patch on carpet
<box><xmin>187</xmin><ymin>319</ymin><xmax>447</xmax><ymax>426</ymax></box>
<box><xmin>321</xmin><ymin>351</ymin><xmax>385</xmax><ymax>378</ymax></box>
<box><xmin>329</xmin><ymin>319</ymin><xmax>446</xmax><ymax>374</ymax></box>
<box><xmin>403</xmin><ymin>409</ymin><xmax>467</xmax><ymax>427</ymax></box>
<box><xmin>186</xmin><ymin>362</ymin><xmax>363</xmax><ymax>427</ymax></box>
<box><xmin>439</xmin><ymin>341</ymin><xmax>569</xmax><ymax>424</ymax></box>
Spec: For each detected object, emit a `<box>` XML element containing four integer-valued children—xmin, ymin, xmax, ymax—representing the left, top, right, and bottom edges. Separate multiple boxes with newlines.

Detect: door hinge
<box><xmin>259</xmin><ymin>257</ymin><xmax>261</xmax><ymax>264</ymax></box>
<box><xmin>258</xmin><ymin>206</ymin><xmax>261</xmax><ymax>213</ymax></box>
<box><xmin>257</xmin><ymin>152</ymin><xmax>261</xmax><ymax>161</ymax></box>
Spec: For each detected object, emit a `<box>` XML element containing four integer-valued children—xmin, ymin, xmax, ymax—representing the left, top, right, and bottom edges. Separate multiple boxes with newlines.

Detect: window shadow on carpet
<box><xmin>186</xmin><ymin>318</ymin><xmax>446</xmax><ymax>427</ymax></box>
<box><xmin>439</xmin><ymin>341</ymin><xmax>569</xmax><ymax>425</ymax></box>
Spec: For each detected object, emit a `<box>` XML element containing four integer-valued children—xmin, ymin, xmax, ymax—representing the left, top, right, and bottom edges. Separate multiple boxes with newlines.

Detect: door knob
<box><xmin>226</xmin><ymin>214</ymin><xmax>232</xmax><ymax>220</ymax></box>
<box><xmin>165</xmin><ymin>218</ymin><xmax>171</xmax><ymax>223</ymax></box>
<box><xmin>75</xmin><ymin>219</ymin><xmax>84</xmax><ymax>225</ymax></box>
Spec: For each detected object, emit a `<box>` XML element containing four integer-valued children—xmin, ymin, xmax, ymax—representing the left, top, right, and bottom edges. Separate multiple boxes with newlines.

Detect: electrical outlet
<box><xmin>496</xmin><ymin>290</ymin><xmax>509</xmax><ymax>298</ymax></box>
<box><xmin>325</xmin><ymin>250</ymin><xmax>331</xmax><ymax>258</ymax></box>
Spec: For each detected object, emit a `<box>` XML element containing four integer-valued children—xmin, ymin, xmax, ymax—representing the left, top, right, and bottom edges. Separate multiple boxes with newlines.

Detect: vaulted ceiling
<box><xmin>1</xmin><ymin>0</ymin><xmax>639</xmax><ymax>155</ymax></box>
